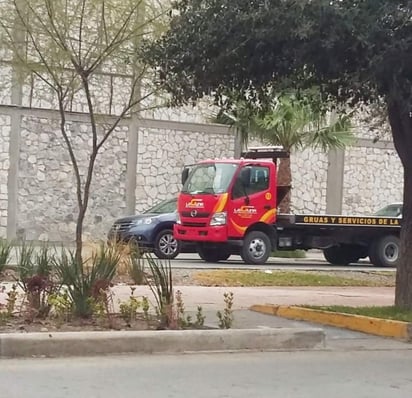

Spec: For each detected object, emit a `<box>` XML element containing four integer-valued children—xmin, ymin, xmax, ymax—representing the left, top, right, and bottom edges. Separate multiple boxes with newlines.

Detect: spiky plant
<box><xmin>145</xmin><ymin>254</ymin><xmax>173</xmax><ymax>327</ymax></box>
<box><xmin>54</xmin><ymin>244</ymin><xmax>119</xmax><ymax>318</ymax></box>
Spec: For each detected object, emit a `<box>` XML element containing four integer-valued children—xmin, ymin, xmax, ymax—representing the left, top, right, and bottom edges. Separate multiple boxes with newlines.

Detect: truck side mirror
<box><xmin>240</xmin><ymin>168</ymin><xmax>251</xmax><ymax>187</ymax></box>
<box><xmin>181</xmin><ymin>168</ymin><xmax>189</xmax><ymax>185</ymax></box>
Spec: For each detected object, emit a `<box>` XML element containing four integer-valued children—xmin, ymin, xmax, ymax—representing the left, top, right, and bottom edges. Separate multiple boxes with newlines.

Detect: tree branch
<box><xmin>57</xmin><ymin>96</ymin><xmax>83</xmax><ymax>209</ymax></box>
<box><xmin>78</xmin><ymin>0</ymin><xmax>87</xmax><ymax>61</ymax></box>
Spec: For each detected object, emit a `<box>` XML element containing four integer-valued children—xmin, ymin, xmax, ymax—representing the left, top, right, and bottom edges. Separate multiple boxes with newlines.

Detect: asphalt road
<box><xmin>170</xmin><ymin>252</ymin><xmax>396</xmax><ymax>272</ymax></box>
<box><xmin>1</xmin><ymin>351</ymin><xmax>411</xmax><ymax>398</ymax></box>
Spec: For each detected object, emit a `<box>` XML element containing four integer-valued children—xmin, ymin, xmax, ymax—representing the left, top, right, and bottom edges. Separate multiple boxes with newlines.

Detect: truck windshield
<box><xmin>182</xmin><ymin>163</ymin><xmax>238</xmax><ymax>194</ymax></box>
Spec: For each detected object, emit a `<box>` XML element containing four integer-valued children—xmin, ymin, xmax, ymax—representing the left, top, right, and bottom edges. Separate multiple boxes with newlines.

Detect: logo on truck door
<box><xmin>234</xmin><ymin>206</ymin><xmax>257</xmax><ymax>218</ymax></box>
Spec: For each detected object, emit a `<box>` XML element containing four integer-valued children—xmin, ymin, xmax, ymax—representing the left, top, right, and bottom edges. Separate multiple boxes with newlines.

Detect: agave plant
<box><xmin>0</xmin><ymin>239</ymin><xmax>13</xmax><ymax>274</ymax></box>
<box><xmin>145</xmin><ymin>254</ymin><xmax>174</xmax><ymax>328</ymax></box>
<box><xmin>54</xmin><ymin>243</ymin><xmax>120</xmax><ymax>318</ymax></box>
<box><xmin>128</xmin><ymin>251</ymin><xmax>146</xmax><ymax>285</ymax></box>
<box><xmin>15</xmin><ymin>242</ymin><xmax>57</xmax><ymax>319</ymax></box>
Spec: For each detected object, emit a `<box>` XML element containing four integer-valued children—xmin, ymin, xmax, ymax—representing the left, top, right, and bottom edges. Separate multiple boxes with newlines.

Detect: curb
<box><xmin>250</xmin><ymin>304</ymin><xmax>412</xmax><ymax>341</ymax></box>
<box><xmin>0</xmin><ymin>328</ymin><xmax>325</xmax><ymax>358</ymax></box>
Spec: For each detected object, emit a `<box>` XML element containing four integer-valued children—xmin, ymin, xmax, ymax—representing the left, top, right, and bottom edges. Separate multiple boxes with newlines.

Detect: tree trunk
<box><xmin>75</xmin><ymin>206</ymin><xmax>86</xmax><ymax>264</ymax></box>
<box><xmin>387</xmin><ymin>94</ymin><xmax>412</xmax><ymax>309</ymax></box>
<box><xmin>396</xmin><ymin>169</ymin><xmax>412</xmax><ymax>309</ymax></box>
<box><xmin>277</xmin><ymin>157</ymin><xmax>292</xmax><ymax>213</ymax></box>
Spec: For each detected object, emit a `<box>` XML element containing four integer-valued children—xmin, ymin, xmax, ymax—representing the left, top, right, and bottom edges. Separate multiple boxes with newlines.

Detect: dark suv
<box><xmin>108</xmin><ymin>198</ymin><xmax>191</xmax><ymax>259</ymax></box>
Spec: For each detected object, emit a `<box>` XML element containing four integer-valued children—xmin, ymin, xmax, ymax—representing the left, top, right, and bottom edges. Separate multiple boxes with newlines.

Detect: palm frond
<box><xmin>304</xmin><ymin>114</ymin><xmax>355</xmax><ymax>152</ymax></box>
<box><xmin>212</xmin><ymin>88</ymin><xmax>355</xmax><ymax>153</ymax></box>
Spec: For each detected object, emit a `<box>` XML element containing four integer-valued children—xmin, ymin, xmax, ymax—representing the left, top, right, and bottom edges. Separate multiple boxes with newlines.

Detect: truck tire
<box><xmin>197</xmin><ymin>246</ymin><xmax>231</xmax><ymax>262</ymax></box>
<box><xmin>323</xmin><ymin>246</ymin><xmax>360</xmax><ymax>265</ymax></box>
<box><xmin>153</xmin><ymin>229</ymin><xmax>180</xmax><ymax>260</ymax></box>
<box><xmin>368</xmin><ymin>235</ymin><xmax>400</xmax><ymax>267</ymax></box>
<box><xmin>241</xmin><ymin>231</ymin><xmax>271</xmax><ymax>265</ymax></box>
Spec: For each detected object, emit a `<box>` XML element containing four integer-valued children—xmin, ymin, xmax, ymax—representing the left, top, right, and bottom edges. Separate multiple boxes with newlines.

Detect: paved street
<box><xmin>4</xmin><ymin>247</ymin><xmax>396</xmax><ymax>272</ymax></box>
<box><xmin>169</xmin><ymin>252</ymin><xmax>396</xmax><ymax>272</ymax></box>
<box><xmin>1</xmin><ymin>351</ymin><xmax>412</xmax><ymax>397</ymax></box>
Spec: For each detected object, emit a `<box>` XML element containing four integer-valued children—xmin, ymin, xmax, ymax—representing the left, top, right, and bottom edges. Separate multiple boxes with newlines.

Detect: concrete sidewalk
<box><xmin>111</xmin><ymin>284</ymin><xmax>394</xmax><ymax>311</ymax></box>
<box><xmin>1</xmin><ymin>283</ymin><xmax>394</xmax><ymax>312</ymax></box>
<box><xmin>1</xmin><ymin>282</ymin><xmax>409</xmax><ymax>358</ymax></box>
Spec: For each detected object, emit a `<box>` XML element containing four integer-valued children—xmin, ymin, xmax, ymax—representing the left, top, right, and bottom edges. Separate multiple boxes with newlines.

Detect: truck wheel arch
<box><xmin>368</xmin><ymin>234</ymin><xmax>400</xmax><ymax>267</ymax></box>
<box><xmin>241</xmin><ymin>230</ymin><xmax>272</xmax><ymax>265</ymax></box>
<box><xmin>245</xmin><ymin>222</ymin><xmax>277</xmax><ymax>251</ymax></box>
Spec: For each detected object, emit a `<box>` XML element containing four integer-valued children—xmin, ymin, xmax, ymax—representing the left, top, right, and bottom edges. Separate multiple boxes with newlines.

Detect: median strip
<box><xmin>0</xmin><ymin>328</ymin><xmax>326</xmax><ymax>358</ymax></box>
<box><xmin>250</xmin><ymin>304</ymin><xmax>412</xmax><ymax>341</ymax></box>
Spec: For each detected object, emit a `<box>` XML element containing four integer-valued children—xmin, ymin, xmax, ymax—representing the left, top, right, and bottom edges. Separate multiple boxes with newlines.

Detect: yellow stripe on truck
<box><xmin>260</xmin><ymin>208</ymin><xmax>276</xmax><ymax>223</ymax></box>
<box><xmin>213</xmin><ymin>193</ymin><xmax>228</xmax><ymax>213</ymax></box>
<box><xmin>230</xmin><ymin>220</ymin><xmax>247</xmax><ymax>234</ymax></box>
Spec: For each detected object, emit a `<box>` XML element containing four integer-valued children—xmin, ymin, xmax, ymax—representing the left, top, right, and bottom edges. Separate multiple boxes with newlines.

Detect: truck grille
<box><xmin>182</xmin><ymin>221</ymin><xmax>207</xmax><ymax>227</ymax></box>
<box><xmin>182</xmin><ymin>211</ymin><xmax>210</xmax><ymax>218</ymax></box>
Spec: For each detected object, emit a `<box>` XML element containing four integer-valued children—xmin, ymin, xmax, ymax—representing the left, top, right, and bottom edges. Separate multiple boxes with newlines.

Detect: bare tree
<box><xmin>0</xmin><ymin>0</ymin><xmax>168</xmax><ymax>261</ymax></box>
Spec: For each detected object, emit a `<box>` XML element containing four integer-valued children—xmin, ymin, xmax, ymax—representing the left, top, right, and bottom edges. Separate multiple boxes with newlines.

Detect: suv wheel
<box><xmin>154</xmin><ymin>229</ymin><xmax>180</xmax><ymax>259</ymax></box>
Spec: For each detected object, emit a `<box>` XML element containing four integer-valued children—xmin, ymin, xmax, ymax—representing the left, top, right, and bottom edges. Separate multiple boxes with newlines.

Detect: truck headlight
<box><xmin>176</xmin><ymin>212</ymin><xmax>181</xmax><ymax>225</ymax></box>
<box><xmin>210</xmin><ymin>211</ymin><xmax>227</xmax><ymax>226</ymax></box>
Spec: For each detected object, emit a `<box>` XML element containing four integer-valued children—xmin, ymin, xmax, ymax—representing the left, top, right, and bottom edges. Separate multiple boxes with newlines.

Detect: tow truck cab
<box><xmin>174</xmin><ymin>147</ymin><xmax>290</xmax><ymax>263</ymax></box>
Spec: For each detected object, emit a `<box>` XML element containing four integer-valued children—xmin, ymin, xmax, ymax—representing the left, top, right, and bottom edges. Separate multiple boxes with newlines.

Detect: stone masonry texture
<box><xmin>0</xmin><ymin>61</ymin><xmax>403</xmax><ymax>242</ymax></box>
<box><xmin>0</xmin><ymin>111</ymin><xmax>401</xmax><ymax>242</ymax></box>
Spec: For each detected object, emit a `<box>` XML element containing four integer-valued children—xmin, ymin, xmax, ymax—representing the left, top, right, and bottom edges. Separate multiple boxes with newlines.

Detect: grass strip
<box><xmin>193</xmin><ymin>270</ymin><xmax>392</xmax><ymax>287</ymax></box>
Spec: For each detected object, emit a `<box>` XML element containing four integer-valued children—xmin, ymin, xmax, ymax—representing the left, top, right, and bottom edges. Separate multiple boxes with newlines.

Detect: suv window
<box><xmin>145</xmin><ymin>199</ymin><xmax>177</xmax><ymax>214</ymax></box>
<box><xmin>232</xmin><ymin>166</ymin><xmax>270</xmax><ymax>199</ymax></box>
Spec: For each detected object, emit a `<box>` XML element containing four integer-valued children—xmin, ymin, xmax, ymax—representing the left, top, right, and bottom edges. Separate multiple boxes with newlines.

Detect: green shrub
<box><xmin>54</xmin><ymin>244</ymin><xmax>119</xmax><ymax>318</ymax></box>
<box><xmin>0</xmin><ymin>239</ymin><xmax>13</xmax><ymax>274</ymax></box>
<box><xmin>217</xmin><ymin>292</ymin><xmax>234</xmax><ymax>329</ymax></box>
<box><xmin>145</xmin><ymin>254</ymin><xmax>173</xmax><ymax>328</ymax></box>
<box><xmin>128</xmin><ymin>253</ymin><xmax>146</xmax><ymax>285</ymax></box>
<box><xmin>15</xmin><ymin>242</ymin><xmax>56</xmax><ymax>319</ymax></box>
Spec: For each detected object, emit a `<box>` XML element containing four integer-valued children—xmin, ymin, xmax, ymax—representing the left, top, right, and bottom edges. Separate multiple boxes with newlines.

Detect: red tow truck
<box><xmin>174</xmin><ymin>147</ymin><xmax>401</xmax><ymax>267</ymax></box>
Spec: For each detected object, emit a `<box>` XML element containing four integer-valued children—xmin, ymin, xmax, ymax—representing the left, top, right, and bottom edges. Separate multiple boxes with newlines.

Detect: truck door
<box><xmin>228</xmin><ymin>164</ymin><xmax>275</xmax><ymax>237</ymax></box>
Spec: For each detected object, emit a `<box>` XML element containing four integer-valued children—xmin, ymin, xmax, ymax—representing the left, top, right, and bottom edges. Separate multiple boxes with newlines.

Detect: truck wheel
<box><xmin>241</xmin><ymin>231</ymin><xmax>271</xmax><ymax>265</ymax></box>
<box><xmin>368</xmin><ymin>235</ymin><xmax>400</xmax><ymax>267</ymax></box>
<box><xmin>323</xmin><ymin>246</ymin><xmax>360</xmax><ymax>265</ymax></box>
<box><xmin>154</xmin><ymin>229</ymin><xmax>180</xmax><ymax>260</ymax></box>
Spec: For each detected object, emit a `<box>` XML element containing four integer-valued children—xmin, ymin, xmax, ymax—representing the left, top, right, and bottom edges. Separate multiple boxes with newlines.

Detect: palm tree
<box><xmin>214</xmin><ymin>90</ymin><xmax>354</xmax><ymax>212</ymax></box>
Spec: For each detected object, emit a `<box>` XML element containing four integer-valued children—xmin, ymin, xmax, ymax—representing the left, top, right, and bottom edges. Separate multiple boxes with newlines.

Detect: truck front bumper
<box><xmin>173</xmin><ymin>224</ymin><xmax>227</xmax><ymax>242</ymax></box>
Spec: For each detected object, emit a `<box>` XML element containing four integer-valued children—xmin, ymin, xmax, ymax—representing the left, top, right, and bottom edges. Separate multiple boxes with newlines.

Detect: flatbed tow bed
<box><xmin>276</xmin><ymin>213</ymin><xmax>401</xmax><ymax>267</ymax></box>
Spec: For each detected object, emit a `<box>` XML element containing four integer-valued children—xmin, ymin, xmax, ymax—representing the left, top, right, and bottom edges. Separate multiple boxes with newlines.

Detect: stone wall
<box><xmin>290</xmin><ymin>148</ymin><xmax>329</xmax><ymax>213</ymax></box>
<box><xmin>342</xmin><ymin>145</ymin><xmax>403</xmax><ymax>214</ymax></box>
<box><xmin>0</xmin><ymin>105</ymin><xmax>405</xmax><ymax>242</ymax></box>
<box><xmin>16</xmin><ymin>116</ymin><xmax>129</xmax><ymax>241</ymax></box>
